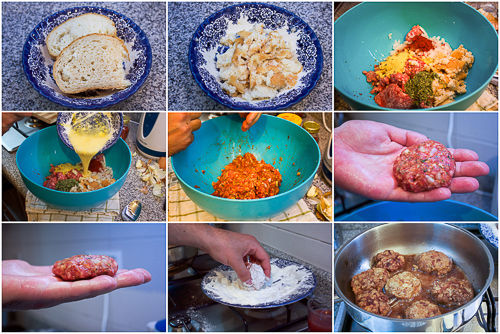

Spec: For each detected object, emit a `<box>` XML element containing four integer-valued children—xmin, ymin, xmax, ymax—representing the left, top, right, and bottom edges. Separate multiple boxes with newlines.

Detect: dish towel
<box><xmin>25</xmin><ymin>191</ymin><xmax>120</xmax><ymax>221</ymax></box>
<box><xmin>168</xmin><ymin>180</ymin><xmax>319</xmax><ymax>222</ymax></box>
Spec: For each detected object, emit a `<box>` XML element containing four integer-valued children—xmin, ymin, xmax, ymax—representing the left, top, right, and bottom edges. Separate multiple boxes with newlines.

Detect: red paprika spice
<box><xmin>406</xmin><ymin>35</ymin><xmax>434</xmax><ymax>52</ymax></box>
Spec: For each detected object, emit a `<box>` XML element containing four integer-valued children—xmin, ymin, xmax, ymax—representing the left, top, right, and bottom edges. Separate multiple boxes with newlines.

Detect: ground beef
<box><xmin>373</xmin><ymin>250</ymin><xmax>405</xmax><ymax>272</ymax></box>
<box><xmin>431</xmin><ymin>278</ymin><xmax>474</xmax><ymax>308</ymax></box>
<box><xmin>405</xmin><ymin>300</ymin><xmax>441</xmax><ymax>319</ymax></box>
<box><xmin>212</xmin><ymin>152</ymin><xmax>282</xmax><ymax>199</ymax></box>
<box><xmin>374</xmin><ymin>84</ymin><xmax>414</xmax><ymax>109</ymax></box>
<box><xmin>405</xmin><ymin>25</ymin><xmax>425</xmax><ymax>42</ymax></box>
<box><xmin>52</xmin><ymin>254</ymin><xmax>118</xmax><ymax>281</ymax></box>
<box><xmin>416</xmin><ymin>250</ymin><xmax>453</xmax><ymax>277</ymax></box>
<box><xmin>351</xmin><ymin>268</ymin><xmax>390</xmax><ymax>296</ymax></box>
<box><xmin>385</xmin><ymin>271</ymin><xmax>422</xmax><ymax>300</ymax></box>
<box><xmin>404</xmin><ymin>58</ymin><xmax>427</xmax><ymax>78</ymax></box>
<box><xmin>356</xmin><ymin>289</ymin><xmax>391</xmax><ymax>316</ymax></box>
<box><xmin>393</xmin><ymin>140</ymin><xmax>455</xmax><ymax>193</ymax></box>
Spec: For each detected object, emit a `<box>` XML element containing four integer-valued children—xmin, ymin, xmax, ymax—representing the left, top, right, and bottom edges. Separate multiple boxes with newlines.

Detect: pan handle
<box><xmin>334</xmin><ymin>290</ymin><xmax>344</xmax><ymax>304</ymax></box>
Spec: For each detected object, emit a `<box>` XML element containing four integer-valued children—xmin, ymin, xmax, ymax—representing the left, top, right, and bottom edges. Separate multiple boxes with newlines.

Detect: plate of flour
<box><xmin>201</xmin><ymin>258</ymin><xmax>316</xmax><ymax>308</ymax></box>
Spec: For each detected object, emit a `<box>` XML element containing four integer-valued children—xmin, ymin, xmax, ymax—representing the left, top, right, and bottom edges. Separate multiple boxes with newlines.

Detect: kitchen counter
<box><xmin>168</xmin><ymin>1</ymin><xmax>332</xmax><ymax>111</ymax></box>
<box><xmin>2</xmin><ymin>119</ymin><xmax>166</xmax><ymax>222</ymax></box>
<box><xmin>2</xmin><ymin>2</ymin><xmax>166</xmax><ymax>111</ymax></box>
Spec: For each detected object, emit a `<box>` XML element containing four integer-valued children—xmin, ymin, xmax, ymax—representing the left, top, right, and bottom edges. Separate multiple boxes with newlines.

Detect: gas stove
<box><xmin>168</xmin><ymin>254</ymin><xmax>310</xmax><ymax>332</ymax></box>
<box><xmin>2</xmin><ymin>116</ymin><xmax>49</xmax><ymax>152</ymax></box>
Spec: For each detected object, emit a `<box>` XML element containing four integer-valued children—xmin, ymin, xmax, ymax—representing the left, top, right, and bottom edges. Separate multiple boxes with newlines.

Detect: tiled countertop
<box><xmin>2</xmin><ymin>118</ymin><xmax>166</xmax><ymax>221</ymax></box>
<box><xmin>168</xmin><ymin>2</ymin><xmax>332</xmax><ymax>111</ymax></box>
<box><xmin>2</xmin><ymin>2</ymin><xmax>166</xmax><ymax>111</ymax></box>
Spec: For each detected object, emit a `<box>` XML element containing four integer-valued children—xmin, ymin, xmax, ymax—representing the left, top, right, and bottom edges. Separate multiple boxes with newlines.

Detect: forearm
<box><xmin>168</xmin><ymin>223</ymin><xmax>217</xmax><ymax>254</ymax></box>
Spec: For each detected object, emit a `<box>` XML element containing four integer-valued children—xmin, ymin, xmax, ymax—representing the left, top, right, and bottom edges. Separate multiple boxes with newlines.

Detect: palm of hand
<box><xmin>3</xmin><ymin>260</ymin><xmax>151</xmax><ymax>310</ymax></box>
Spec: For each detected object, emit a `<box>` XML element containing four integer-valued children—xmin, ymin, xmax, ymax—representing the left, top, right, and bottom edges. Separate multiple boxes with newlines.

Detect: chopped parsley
<box><xmin>55</xmin><ymin>178</ymin><xmax>79</xmax><ymax>192</ymax></box>
<box><xmin>405</xmin><ymin>71</ymin><xmax>437</xmax><ymax>106</ymax></box>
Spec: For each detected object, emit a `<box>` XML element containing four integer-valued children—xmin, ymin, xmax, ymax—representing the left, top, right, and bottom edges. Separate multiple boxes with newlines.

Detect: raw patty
<box><xmin>393</xmin><ymin>140</ymin><xmax>455</xmax><ymax>193</ymax></box>
<box><xmin>52</xmin><ymin>254</ymin><xmax>118</xmax><ymax>281</ymax></box>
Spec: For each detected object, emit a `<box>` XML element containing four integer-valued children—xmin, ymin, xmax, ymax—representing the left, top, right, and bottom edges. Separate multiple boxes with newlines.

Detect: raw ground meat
<box><xmin>52</xmin><ymin>254</ymin><xmax>118</xmax><ymax>281</ymax></box>
<box><xmin>393</xmin><ymin>140</ymin><xmax>455</xmax><ymax>193</ymax></box>
<box><xmin>374</xmin><ymin>84</ymin><xmax>413</xmax><ymax>109</ymax></box>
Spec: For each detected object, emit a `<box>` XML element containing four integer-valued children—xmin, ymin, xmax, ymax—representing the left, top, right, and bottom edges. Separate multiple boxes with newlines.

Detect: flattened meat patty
<box><xmin>52</xmin><ymin>254</ymin><xmax>118</xmax><ymax>281</ymax></box>
<box><xmin>351</xmin><ymin>268</ymin><xmax>390</xmax><ymax>296</ymax></box>
<box><xmin>416</xmin><ymin>250</ymin><xmax>452</xmax><ymax>277</ymax></box>
<box><xmin>393</xmin><ymin>140</ymin><xmax>455</xmax><ymax>193</ymax></box>
<box><xmin>356</xmin><ymin>289</ymin><xmax>391</xmax><ymax>316</ymax></box>
<box><xmin>373</xmin><ymin>250</ymin><xmax>405</xmax><ymax>272</ymax></box>
<box><xmin>385</xmin><ymin>271</ymin><xmax>422</xmax><ymax>299</ymax></box>
<box><xmin>431</xmin><ymin>277</ymin><xmax>474</xmax><ymax>308</ymax></box>
<box><xmin>405</xmin><ymin>300</ymin><xmax>441</xmax><ymax>319</ymax></box>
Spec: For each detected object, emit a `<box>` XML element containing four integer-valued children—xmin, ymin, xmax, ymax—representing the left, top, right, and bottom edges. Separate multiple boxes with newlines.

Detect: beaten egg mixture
<box><xmin>363</xmin><ymin>25</ymin><xmax>474</xmax><ymax>109</ymax></box>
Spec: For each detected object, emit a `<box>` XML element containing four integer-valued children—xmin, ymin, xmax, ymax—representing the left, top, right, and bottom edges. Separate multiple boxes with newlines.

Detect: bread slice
<box><xmin>47</xmin><ymin>13</ymin><xmax>117</xmax><ymax>59</ymax></box>
<box><xmin>53</xmin><ymin>34</ymin><xmax>131</xmax><ymax>94</ymax></box>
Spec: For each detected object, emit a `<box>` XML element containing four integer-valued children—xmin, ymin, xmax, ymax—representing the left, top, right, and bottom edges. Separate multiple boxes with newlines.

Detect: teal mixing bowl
<box><xmin>334</xmin><ymin>2</ymin><xmax>498</xmax><ymax>110</ymax></box>
<box><xmin>16</xmin><ymin>126</ymin><xmax>131</xmax><ymax>211</ymax></box>
<box><xmin>171</xmin><ymin>114</ymin><xmax>321</xmax><ymax>221</ymax></box>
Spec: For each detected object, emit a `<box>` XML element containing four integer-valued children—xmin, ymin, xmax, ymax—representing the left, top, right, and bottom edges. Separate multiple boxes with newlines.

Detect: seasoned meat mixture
<box><xmin>405</xmin><ymin>300</ymin><xmax>441</xmax><ymax>319</ymax></box>
<box><xmin>430</xmin><ymin>277</ymin><xmax>474</xmax><ymax>308</ymax></box>
<box><xmin>52</xmin><ymin>254</ymin><xmax>118</xmax><ymax>281</ymax></box>
<box><xmin>212</xmin><ymin>152</ymin><xmax>282</xmax><ymax>199</ymax></box>
<box><xmin>385</xmin><ymin>271</ymin><xmax>422</xmax><ymax>299</ymax></box>
<box><xmin>373</xmin><ymin>250</ymin><xmax>405</xmax><ymax>272</ymax></box>
<box><xmin>416</xmin><ymin>250</ymin><xmax>453</xmax><ymax>277</ymax></box>
<box><xmin>356</xmin><ymin>289</ymin><xmax>391</xmax><ymax>316</ymax></box>
<box><xmin>393</xmin><ymin>140</ymin><xmax>455</xmax><ymax>193</ymax></box>
<box><xmin>351</xmin><ymin>268</ymin><xmax>390</xmax><ymax>296</ymax></box>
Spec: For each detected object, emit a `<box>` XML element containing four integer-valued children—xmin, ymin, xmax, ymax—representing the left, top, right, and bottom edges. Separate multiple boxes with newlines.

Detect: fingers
<box><xmin>230</xmin><ymin>257</ymin><xmax>252</xmax><ymax>284</ymax></box>
<box><xmin>449</xmin><ymin>177</ymin><xmax>480</xmax><ymax>193</ymax></box>
<box><xmin>115</xmin><ymin>268</ymin><xmax>152</xmax><ymax>289</ymax></box>
<box><xmin>386</xmin><ymin>124</ymin><xmax>428</xmax><ymax>147</ymax></box>
<box><xmin>189</xmin><ymin>112</ymin><xmax>202</xmax><ymax>120</ymax></box>
<box><xmin>387</xmin><ymin>187</ymin><xmax>451</xmax><ymax>202</ymax></box>
<box><xmin>191</xmin><ymin>119</ymin><xmax>202</xmax><ymax>132</ymax></box>
<box><xmin>449</xmin><ymin>148</ymin><xmax>479</xmax><ymax>162</ymax></box>
<box><xmin>241</xmin><ymin>113</ymin><xmax>262</xmax><ymax>132</ymax></box>
<box><xmin>251</xmin><ymin>247</ymin><xmax>271</xmax><ymax>279</ymax></box>
<box><xmin>454</xmin><ymin>161</ymin><xmax>490</xmax><ymax>177</ymax></box>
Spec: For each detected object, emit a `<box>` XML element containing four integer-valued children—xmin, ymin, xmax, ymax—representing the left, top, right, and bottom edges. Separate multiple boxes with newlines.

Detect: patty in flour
<box><xmin>393</xmin><ymin>140</ymin><xmax>455</xmax><ymax>193</ymax></box>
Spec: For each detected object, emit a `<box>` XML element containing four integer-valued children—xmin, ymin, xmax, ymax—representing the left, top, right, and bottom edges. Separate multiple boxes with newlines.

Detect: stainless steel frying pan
<box><xmin>334</xmin><ymin>223</ymin><xmax>495</xmax><ymax>332</ymax></box>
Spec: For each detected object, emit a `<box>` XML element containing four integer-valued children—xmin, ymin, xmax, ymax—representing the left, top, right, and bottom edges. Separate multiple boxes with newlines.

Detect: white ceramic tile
<box><xmin>266</xmin><ymin>223</ymin><xmax>332</xmax><ymax>243</ymax></box>
<box><xmin>224</xmin><ymin>223</ymin><xmax>263</xmax><ymax>241</ymax></box>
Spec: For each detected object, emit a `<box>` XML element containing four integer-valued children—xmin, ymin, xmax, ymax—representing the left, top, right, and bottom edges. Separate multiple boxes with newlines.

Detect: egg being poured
<box><xmin>65</xmin><ymin>113</ymin><xmax>113</xmax><ymax>177</ymax></box>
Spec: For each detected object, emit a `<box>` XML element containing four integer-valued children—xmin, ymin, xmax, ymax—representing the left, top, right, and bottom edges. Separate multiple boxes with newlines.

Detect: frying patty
<box><xmin>416</xmin><ymin>250</ymin><xmax>452</xmax><ymax>277</ymax></box>
<box><xmin>351</xmin><ymin>268</ymin><xmax>390</xmax><ymax>296</ymax></box>
<box><xmin>385</xmin><ymin>271</ymin><xmax>422</xmax><ymax>299</ymax></box>
<box><xmin>373</xmin><ymin>250</ymin><xmax>405</xmax><ymax>272</ymax></box>
<box><xmin>405</xmin><ymin>300</ymin><xmax>442</xmax><ymax>319</ymax></box>
<box><xmin>431</xmin><ymin>277</ymin><xmax>474</xmax><ymax>308</ymax></box>
<box><xmin>393</xmin><ymin>140</ymin><xmax>455</xmax><ymax>193</ymax></box>
<box><xmin>356</xmin><ymin>289</ymin><xmax>391</xmax><ymax>316</ymax></box>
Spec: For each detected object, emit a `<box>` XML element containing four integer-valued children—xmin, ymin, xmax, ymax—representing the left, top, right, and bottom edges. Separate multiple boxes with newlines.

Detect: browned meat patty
<box><xmin>405</xmin><ymin>300</ymin><xmax>442</xmax><ymax>319</ymax></box>
<box><xmin>356</xmin><ymin>289</ymin><xmax>391</xmax><ymax>316</ymax></box>
<box><xmin>373</xmin><ymin>250</ymin><xmax>405</xmax><ymax>272</ymax></box>
<box><xmin>351</xmin><ymin>268</ymin><xmax>390</xmax><ymax>296</ymax></box>
<box><xmin>52</xmin><ymin>254</ymin><xmax>118</xmax><ymax>281</ymax></box>
<box><xmin>385</xmin><ymin>271</ymin><xmax>422</xmax><ymax>299</ymax></box>
<box><xmin>431</xmin><ymin>278</ymin><xmax>474</xmax><ymax>308</ymax></box>
<box><xmin>393</xmin><ymin>140</ymin><xmax>455</xmax><ymax>193</ymax></box>
<box><xmin>416</xmin><ymin>250</ymin><xmax>452</xmax><ymax>276</ymax></box>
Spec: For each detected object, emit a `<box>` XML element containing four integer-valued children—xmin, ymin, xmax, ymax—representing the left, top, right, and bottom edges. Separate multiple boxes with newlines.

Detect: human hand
<box><xmin>334</xmin><ymin>120</ymin><xmax>489</xmax><ymax>202</ymax></box>
<box><xmin>2</xmin><ymin>260</ymin><xmax>151</xmax><ymax>311</ymax></box>
<box><xmin>238</xmin><ymin>113</ymin><xmax>262</xmax><ymax>132</ymax></box>
<box><xmin>205</xmin><ymin>228</ymin><xmax>271</xmax><ymax>285</ymax></box>
<box><xmin>168</xmin><ymin>113</ymin><xmax>202</xmax><ymax>156</ymax></box>
<box><xmin>2</xmin><ymin>113</ymin><xmax>32</xmax><ymax>135</ymax></box>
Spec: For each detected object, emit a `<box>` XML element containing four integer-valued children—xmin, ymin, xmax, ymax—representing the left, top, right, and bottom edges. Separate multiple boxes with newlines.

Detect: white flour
<box><xmin>203</xmin><ymin>259</ymin><xmax>315</xmax><ymax>306</ymax></box>
<box><xmin>244</xmin><ymin>263</ymin><xmax>267</xmax><ymax>291</ymax></box>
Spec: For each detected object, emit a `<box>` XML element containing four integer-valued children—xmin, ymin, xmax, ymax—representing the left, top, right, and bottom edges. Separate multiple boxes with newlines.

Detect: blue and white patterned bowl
<box><xmin>57</xmin><ymin>112</ymin><xmax>123</xmax><ymax>152</ymax></box>
<box><xmin>189</xmin><ymin>3</ymin><xmax>323</xmax><ymax>110</ymax></box>
<box><xmin>22</xmin><ymin>6</ymin><xmax>152</xmax><ymax>109</ymax></box>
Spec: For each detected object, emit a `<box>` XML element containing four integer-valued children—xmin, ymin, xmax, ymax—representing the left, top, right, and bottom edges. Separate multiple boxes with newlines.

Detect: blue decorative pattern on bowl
<box><xmin>22</xmin><ymin>6</ymin><xmax>152</xmax><ymax>109</ymax></box>
<box><xmin>201</xmin><ymin>258</ymin><xmax>317</xmax><ymax>308</ymax></box>
<box><xmin>189</xmin><ymin>3</ymin><xmax>323</xmax><ymax>110</ymax></box>
<box><xmin>57</xmin><ymin>112</ymin><xmax>124</xmax><ymax>152</ymax></box>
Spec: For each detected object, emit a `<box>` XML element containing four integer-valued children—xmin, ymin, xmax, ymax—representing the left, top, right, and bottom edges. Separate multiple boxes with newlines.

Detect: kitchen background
<box><xmin>335</xmin><ymin>112</ymin><xmax>498</xmax><ymax>218</ymax></box>
<box><xmin>3</xmin><ymin>223</ymin><xmax>166</xmax><ymax>331</ymax></box>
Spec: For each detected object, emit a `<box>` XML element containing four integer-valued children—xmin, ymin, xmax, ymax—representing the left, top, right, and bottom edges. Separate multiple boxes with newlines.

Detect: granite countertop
<box><xmin>2</xmin><ymin>118</ymin><xmax>166</xmax><ymax>222</ymax></box>
<box><xmin>2</xmin><ymin>2</ymin><xmax>166</xmax><ymax>111</ymax></box>
<box><xmin>334</xmin><ymin>2</ymin><xmax>498</xmax><ymax>110</ymax></box>
<box><xmin>168</xmin><ymin>2</ymin><xmax>332</xmax><ymax>111</ymax></box>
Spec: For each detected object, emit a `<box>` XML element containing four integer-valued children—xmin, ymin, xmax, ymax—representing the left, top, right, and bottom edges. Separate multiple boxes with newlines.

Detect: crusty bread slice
<box><xmin>53</xmin><ymin>34</ymin><xmax>131</xmax><ymax>94</ymax></box>
<box><xmin>47</xmin><ymin>13</ymin><xmax>117</xmax><ymax>59</ymax></box>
